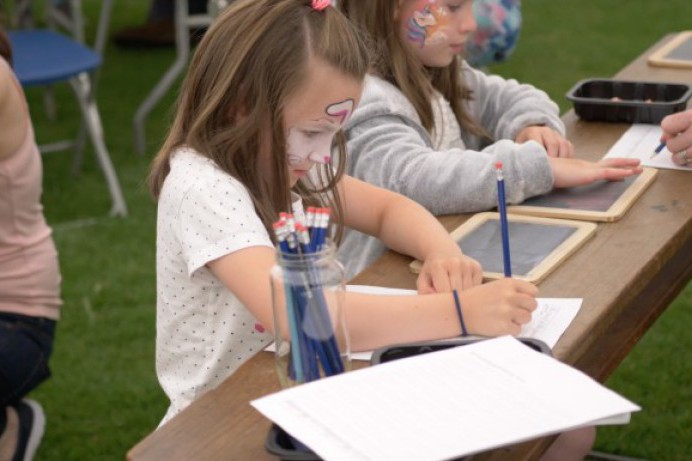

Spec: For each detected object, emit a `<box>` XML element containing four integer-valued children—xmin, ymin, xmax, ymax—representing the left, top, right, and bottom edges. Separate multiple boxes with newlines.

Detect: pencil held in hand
<box><xmin>494</xmin><ymin>161</ymin><xmax>512</xmax><ymax>278</ymax></box>
<box><xmin>650</xmin><ymin>141</ymin><xmax>666</xmax><ymax>159</ymax></box>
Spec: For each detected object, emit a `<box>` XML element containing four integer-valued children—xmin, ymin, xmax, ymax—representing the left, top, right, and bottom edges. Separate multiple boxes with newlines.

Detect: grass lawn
<box><xmin>16</xmin><ymin>0</ymin><xmax>692</xmax><ymax>459</ymax></box>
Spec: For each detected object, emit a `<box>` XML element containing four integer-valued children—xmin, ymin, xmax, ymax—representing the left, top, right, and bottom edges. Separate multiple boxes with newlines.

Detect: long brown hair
<box><xmin>0</xmin><ymin>27</ymin><xmax>12</xmax><ymax>65</ymax></box>
<box><xmin>340</xmin><ymin>0</ymin><xmax>485</xmax><ymax>138</ymax></box>
<box><xmin>149</xmin><ymin>0</ymin><xmax>370</xmax><ymax>242</ymax></box>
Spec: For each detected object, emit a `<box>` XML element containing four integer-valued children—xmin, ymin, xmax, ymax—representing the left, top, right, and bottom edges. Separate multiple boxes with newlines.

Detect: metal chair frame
<box><xmin>5</xmin><ymin>0</ymin><xmax>127</xmax><ymax>217</ymax></box>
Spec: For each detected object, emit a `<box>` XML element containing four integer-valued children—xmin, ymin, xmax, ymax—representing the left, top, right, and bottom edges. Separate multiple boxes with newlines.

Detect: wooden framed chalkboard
<box><xmin>410</xmin><ymin>213</ymin><xmax>597</xmax><ymax>284</ymax></box>
<box><xmin>507</xmin><ymin>168</ymin><xmax>657</xmax><ymax>222</ymax></box>
<box><xmin>648</xmin><ymin>31</ymin><xmax>692</xmax><ymax>69</ymax></box>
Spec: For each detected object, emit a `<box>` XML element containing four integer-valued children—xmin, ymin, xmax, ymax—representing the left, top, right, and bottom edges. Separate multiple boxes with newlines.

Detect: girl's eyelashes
<box><xmin>302</xmin><ymin>130</ymin><xmax>324</xmax><ymax>138</ymax></box>
<box><xmin>446</xmin><ymin>0</ymin><xmax>467</xmax><ymax>12</ymax></box>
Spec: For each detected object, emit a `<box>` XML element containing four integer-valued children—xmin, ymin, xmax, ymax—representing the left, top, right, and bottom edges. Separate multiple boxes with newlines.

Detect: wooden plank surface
<box><xmin>127</xmin><ymin>34</ymin><xmax>692</xmax><ymax>461</ymax></box>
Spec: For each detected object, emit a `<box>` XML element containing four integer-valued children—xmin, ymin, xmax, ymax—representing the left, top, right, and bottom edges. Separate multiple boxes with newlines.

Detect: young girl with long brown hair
<box><xmin>337</xmin><ymin>0</ymin><xmax>643</xmax><ymax>279</ymax></box>
<box><xmin>149</xmin><ymin>0</ymin><xmax>540</xmax><ymax>424</ymax></box>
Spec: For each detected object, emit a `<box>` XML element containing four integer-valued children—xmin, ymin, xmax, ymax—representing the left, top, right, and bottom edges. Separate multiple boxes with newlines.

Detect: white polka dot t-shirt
<box><xmin>155</xmin><ymin>147</ymin><xmax>274</xmax><ymax>425</ymax></box>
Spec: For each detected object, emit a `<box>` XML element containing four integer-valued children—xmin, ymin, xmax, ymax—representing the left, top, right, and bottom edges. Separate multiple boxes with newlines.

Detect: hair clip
<box><xmin>311</xmin><ymin>0</ymin><xmax>331</xmax><ymax>11</ymax></box>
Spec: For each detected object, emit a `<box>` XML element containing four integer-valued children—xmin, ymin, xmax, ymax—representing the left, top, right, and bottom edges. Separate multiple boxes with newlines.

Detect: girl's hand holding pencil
<box><xmin>459</xmin><ymin>278</ymin><xmax>538</xmax><ymax>337</ymax></box>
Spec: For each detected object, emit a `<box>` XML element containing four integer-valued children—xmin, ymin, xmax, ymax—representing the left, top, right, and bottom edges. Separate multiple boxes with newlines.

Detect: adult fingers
<box><xmin>663</xmin><ymin>130</ymin><xmax>692</xmax><ymax>155</ymax></box>
<box><xmin>661</xmin><ymin>110</ymin><xmax>692</xmax><ymax>136</ymax></box>
<box><xmin>671</xmin><ymin>149</ymin><xmax>692</xmax><ymax>167</ymax></box>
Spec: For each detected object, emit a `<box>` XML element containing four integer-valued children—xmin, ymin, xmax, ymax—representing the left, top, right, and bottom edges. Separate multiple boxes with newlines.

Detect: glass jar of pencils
<box><xmin>270</xmin><ymin>242</ymin><xmax>351</xmax><ymax>388</ymax></box>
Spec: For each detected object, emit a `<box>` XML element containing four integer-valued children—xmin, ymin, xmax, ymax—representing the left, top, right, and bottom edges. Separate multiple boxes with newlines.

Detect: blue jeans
<box><xmin>0</xmin><ymin>313</ymin><xmax>56</xmax><ymax>410</ymax></box>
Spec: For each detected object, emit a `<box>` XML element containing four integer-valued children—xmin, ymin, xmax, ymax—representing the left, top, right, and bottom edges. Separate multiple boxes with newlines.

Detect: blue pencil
<box><xmin>494</xmin><ymin>161</ymin><xmax>512</xmax><ymax>277</ymax></box>
<box><xmin>650</xmin><ymin>141</ymin><xmax>666</xmax><ymax>159</ymax></box>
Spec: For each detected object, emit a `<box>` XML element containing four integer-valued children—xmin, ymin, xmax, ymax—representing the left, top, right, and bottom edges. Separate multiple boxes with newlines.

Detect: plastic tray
<box><xmin>371</xmin><ymin>337</ymin><xmax>551</xmax><ymax>365</ymax></box>
<box><xmin>566</xmin><ymin>78</ymin><xmax>692</xmax><ymax>123</ymax></box>
<box><xmin>265</xmin><ymin>424</ymin><xmax>321</xmax><ymax>461</ymax></box>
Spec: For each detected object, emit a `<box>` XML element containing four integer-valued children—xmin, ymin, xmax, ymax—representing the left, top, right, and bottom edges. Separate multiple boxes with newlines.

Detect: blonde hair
<box><xmin>340</xmin><ymin>0</ymin><xmax>486</xmax><ymax>137</ymax></box>
<box><xmin>149</xmin><ymin>0</ymin><xmax>369</xmax><ymax>242</ymax></box>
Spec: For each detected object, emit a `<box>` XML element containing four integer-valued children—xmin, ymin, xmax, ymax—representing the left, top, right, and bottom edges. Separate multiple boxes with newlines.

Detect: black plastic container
<box><xmin>265</xmin><ymin>424</ymin><xmax>321</xmax><ymax>461</ymax></box>
<box><xmin>370</xmin><ymin>337</ymin><xmax>551</xmax><ymax>364</ymax></box>
<box><xmin>566</xmin><ymin>78</ymin><xmax>692</xmax><ymax>124</ymax></box>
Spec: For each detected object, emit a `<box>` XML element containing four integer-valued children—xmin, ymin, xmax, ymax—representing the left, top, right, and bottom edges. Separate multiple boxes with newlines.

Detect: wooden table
<box><xmin>127</xmin><ymin>35</ymin><xmax>692</xmax><ymax>461</ymax></box>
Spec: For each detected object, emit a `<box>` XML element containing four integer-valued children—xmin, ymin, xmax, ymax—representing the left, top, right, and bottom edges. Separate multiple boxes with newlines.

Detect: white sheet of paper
<box><xmin>604</xmin><ymin>123</ymin><xmax>691</xmax><ymax>170</ymax></box>
<box><xmin>266</xmin><ymin>287</ymin><xmax>582</xmax><ymax>360</ymax></box>
<box><xmin>252</xmin><ymin>336</ymin><xmax>640</xmax><ymax>461</ymax></box>
<box><xmin>519</xmin><ymin>298</ymin><xmax>582</xmax><ymax>348</ymax></box>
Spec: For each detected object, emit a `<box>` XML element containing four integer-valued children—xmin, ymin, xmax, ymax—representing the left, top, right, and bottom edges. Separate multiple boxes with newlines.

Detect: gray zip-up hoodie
<box><xmin>338</xmin><ymin>63</ymin><xmax>563</xmax><ymax>278</ymax></box>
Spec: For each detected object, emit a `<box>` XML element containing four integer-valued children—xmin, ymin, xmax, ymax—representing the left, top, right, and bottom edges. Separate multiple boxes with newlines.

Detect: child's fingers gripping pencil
<box><xmin>494</xmin><ymin>161</ymin><xmax>512</xmax><ymax>278</ymax></box>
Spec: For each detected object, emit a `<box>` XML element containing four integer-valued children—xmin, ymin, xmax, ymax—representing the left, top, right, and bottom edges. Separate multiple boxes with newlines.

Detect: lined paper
<box><xmin>252</xmin><ymin>336</ymin><xmax>639</xmax><ymax>461</ymax></box>
<box><xmin>604</xmin><ymin>123</ymin><xmax>691</xmax><ymax>170</ymax></box>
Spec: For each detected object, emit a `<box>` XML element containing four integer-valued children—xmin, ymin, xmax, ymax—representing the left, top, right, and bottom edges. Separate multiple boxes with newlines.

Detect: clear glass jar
<box><xmin>270</xmin><ymin>243</ymin><xmax>350</xmax><ymax>388</ymax></box>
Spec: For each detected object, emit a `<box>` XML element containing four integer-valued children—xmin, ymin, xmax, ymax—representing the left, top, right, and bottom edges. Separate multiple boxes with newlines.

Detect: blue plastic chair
<box><xmin>7</xmin><ymin>0</ymin><xmax>127</xmax><ymax>217</ymax></box>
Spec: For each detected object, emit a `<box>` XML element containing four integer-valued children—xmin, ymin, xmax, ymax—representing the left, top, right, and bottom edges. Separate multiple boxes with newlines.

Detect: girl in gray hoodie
<box><xmin>338</xmin><ymin>0</ymin><xmax>642</xmax><ymax>279</ymax></box>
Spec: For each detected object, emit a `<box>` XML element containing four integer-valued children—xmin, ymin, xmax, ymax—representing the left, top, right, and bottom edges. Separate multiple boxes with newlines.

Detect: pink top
<box><xmin>0</xmin><ymin>57</ymin><xmax>61</xmax><ymax>320</ymax></box>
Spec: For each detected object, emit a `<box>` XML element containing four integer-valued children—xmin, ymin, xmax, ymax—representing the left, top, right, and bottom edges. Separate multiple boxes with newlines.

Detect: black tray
<box><xmin>566</xmin><ymin>78</ymin><xmax>692</xmax><ymax>123</ymax></box>
<box><xmin>371</xmin><ymin>337</ymin><xmax>551</xmax><ymax>365</ymax></box>
<box><xmin>265</xmin><ymin>424</ymin><xmax>321</xmax><ymax>461</ymax></box>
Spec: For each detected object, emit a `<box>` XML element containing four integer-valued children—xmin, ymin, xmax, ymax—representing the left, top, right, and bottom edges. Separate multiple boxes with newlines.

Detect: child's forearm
<box><xmin>376</xmin><ymin>194</ymin><xmax>462</xmax><ymax>262</ymax></box>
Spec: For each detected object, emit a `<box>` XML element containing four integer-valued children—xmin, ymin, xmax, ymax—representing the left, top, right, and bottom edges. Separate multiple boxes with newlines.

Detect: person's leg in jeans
<box><xmin>0</xmin><ymin>314</ymin><xmax>55</xmax><ymax>461</ymax></box>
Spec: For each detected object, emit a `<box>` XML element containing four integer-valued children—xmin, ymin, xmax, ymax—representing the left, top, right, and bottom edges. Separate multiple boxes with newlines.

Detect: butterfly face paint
<box><xmin>406</xmin><ymin>0</ymin><xmax>452</xmax><ymax>47</ymax></box>
<box><xmin>402</xmin><ymin>0</ymin><xmax>475</xmax><ymax>67</ymax></box>
<box><xmin>286</xmin><ymin>98</ymin><xmax>354</xmax><ymax>167</ymax></box>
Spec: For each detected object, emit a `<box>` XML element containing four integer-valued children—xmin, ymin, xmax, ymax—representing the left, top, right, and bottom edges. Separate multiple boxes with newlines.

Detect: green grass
<box><xmin>18</xmin><ymin>0</ymin><xmax>692</xmax><ymax>459</ymax></box>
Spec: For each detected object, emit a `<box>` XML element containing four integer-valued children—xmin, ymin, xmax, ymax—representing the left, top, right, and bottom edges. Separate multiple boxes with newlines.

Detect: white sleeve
<box><xmin>176</xmin><ymin>177</ymin><xmax>274</xmax><ymax>276</ymax></box>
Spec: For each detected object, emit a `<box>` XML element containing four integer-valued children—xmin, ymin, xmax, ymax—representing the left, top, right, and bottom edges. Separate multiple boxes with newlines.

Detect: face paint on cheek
<box><xmin>286</xmin><ymin>129</ymin><xmax>335</xmax><ymax>166</ymax></box>
<box><xmin>406</xmin><ymin>0</ymin><xmax>452</xmax><ymax>48</ymax></box>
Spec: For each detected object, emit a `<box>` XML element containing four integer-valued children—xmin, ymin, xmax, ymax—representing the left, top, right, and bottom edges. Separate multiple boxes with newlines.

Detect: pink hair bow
<box><xmin>311</xmin><ymin>0</ymin><xmax>331</xmax><ymax>11</ymax></box>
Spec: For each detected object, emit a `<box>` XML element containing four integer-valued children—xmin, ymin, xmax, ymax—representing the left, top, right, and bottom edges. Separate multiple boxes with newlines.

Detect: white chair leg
<box><xmin>42</xmin><ymin>85</ymin><xmax>56</xmax><ymax>120</ymax></box>
<box><xmin>133</xmin><ymin>0</ymin><xmax>190</xmax><ymax>155</ymax></box>
<box><xmin>69</xmin><ymin>73</ymin><xmax>128</xmax><ymax>217</ymax></box>
<box><xmin>70</xmin><ymin>123</ymin><xmax>87</xmax><ymax>175</ymax></box>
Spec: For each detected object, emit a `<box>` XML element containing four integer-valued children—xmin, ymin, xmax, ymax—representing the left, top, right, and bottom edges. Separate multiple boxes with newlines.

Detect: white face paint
<box><xmin>286</xmin><ymin>121</ymin><xmax>339</xmax><ymax>166</ymax></box>
<box><xmin>286</xmin><ymin>98</ymin><xmax>355</xmax><ymax>167</ymax></box>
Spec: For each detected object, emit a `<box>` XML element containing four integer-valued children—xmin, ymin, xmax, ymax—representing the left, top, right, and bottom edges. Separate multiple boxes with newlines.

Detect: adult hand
<box><xmin>660</xmin><ymin>110</ymin><xmax>692</xmax><ymax>167</ymax></box>
<box><xmin>549</xmin><ymin>157</ymin><xmax>643</xmax><ymax>188</ymax></box>
<box><xmin>516</xmin><ymin>126</ymin><xmax>574</xmax><ymax>158</ymax></box>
